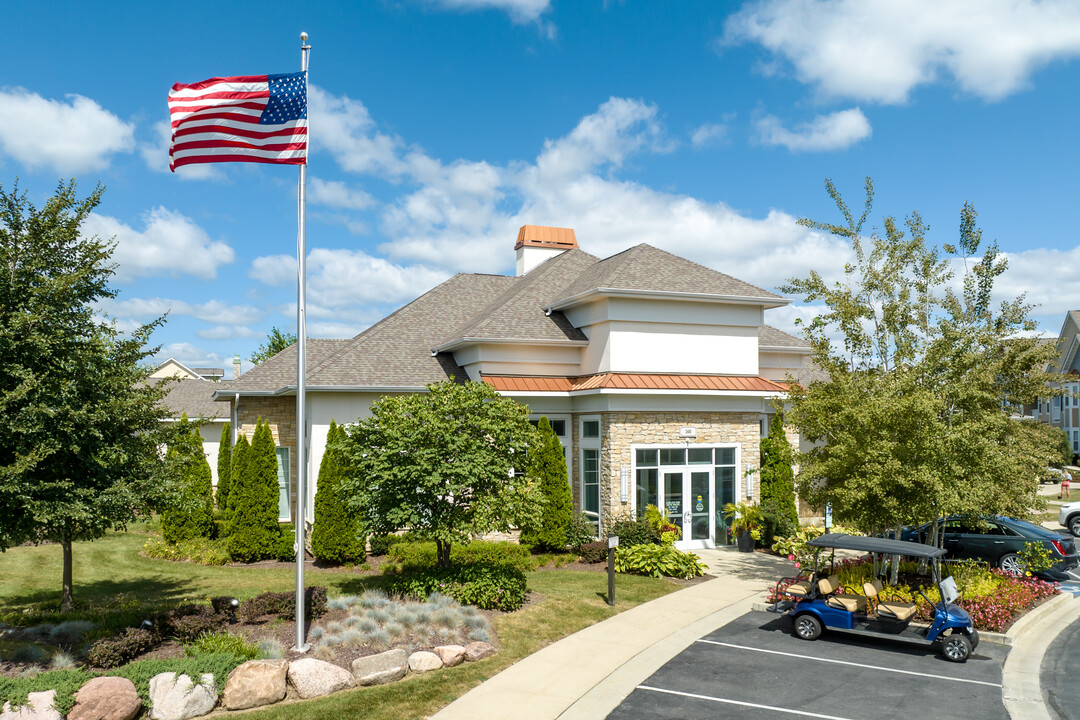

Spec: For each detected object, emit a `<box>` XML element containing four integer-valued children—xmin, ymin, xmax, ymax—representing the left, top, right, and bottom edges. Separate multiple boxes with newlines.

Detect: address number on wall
<box><xmin>678</xmin><ymin>427</ymin><xmax>697</xmax><ymax>438</ymax></box>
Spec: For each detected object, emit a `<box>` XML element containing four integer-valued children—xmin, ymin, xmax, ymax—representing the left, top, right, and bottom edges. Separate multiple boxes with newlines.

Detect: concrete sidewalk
<box><xmin>431</xmin><ymin>548</ymin><xmax>791</xmax><ymax>720</ymax></box>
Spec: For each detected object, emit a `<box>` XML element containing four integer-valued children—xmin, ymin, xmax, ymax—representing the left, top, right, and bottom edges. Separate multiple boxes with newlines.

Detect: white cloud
<box><xmin>309</xmin><ymin>177</ymin><xmax>375</xmax><ymax>209</ymax></box>
<box><xmin>755</xmin><ymin>108</ymin><xmax>872</xmax><ymax>152</ymax></box>
<box><xmin>0</xmin><ymin>88</ymin><xmax>134</xmax><ymax>173</ymax></box>
<box><xmin>251</xmin><ymin>249</ymin><xmax>449</xmax><ymax>308</ymax></box>
<box><xmin>82</xmin><ymin>207</ymin><xmax>234</xmax><ymax>282</ymax></box>
<box><xmin>431</xmin><ymin>0</ymin><xmax>550</xmax><ymax>23</ymax></box>
<box><xmin>995</xmin><ymin>246</ymin><xmax>1080</xmax><ymax>319</ymax></box>
<box><xmin>723</xmin><ymin>0</ymin><xmax>1080</xmax><ymax>104</ymax></box>
<box><xmin>309</xmin><ymin>87</ymin><xmax>410</xmax><ymax>177</ymax></box>
<box><xmin>690</xmin><ymin>123</ymin><xmax>728</xmax><ymax>148</ymax></box>
<box><xmin>98</xmin><ymin>297</ymin><xmax>264</xmax><ymax>326</ymax></box>
<box><xmin>140</xmin><ymin>120</ymin><xmax>223</xmax><ymax>180</ymax></box>
<box><xmin>196</xmin><ymin>325</ymin><xmax>265</xmax><ymax>340</ymax></box>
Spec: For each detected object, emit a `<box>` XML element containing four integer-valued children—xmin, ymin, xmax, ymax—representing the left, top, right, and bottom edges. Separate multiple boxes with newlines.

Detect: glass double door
<box><xmin>663</xmin><ymin>469</ymin><xmax>713</xmax><ymax>549</ymax></box>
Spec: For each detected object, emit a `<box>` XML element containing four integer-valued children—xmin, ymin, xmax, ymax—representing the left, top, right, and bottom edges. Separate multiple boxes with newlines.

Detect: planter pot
<box><xmin>736</xmin><ymin>530</ymin><xmax>755</xmax><ymax>553</ymax></box>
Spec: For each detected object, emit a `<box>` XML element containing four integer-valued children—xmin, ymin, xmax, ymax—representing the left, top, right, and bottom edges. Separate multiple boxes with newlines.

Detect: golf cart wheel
<box><xmin>968</xmin><ymin>629</ymin><xmax>980</xmax><ymax>651</ymax></box>
<box><xmin>999</xmin><ymin>553</ymin><xmax>1024</xmax><ymax>576</ymax></box>
<box><xmin>942</xmin><ymin>634</ymin><xmax>972</xmax><ymax>663</ymax></box>
<box><xmin>1069</xmin><ymin>515</ymin><xmax>1080</xmax><ymax>538</ymax></box>
<box><xmin>794</xmin><ymin>614</ymin><xmax>823</xmax><ymax>641</ymax></box>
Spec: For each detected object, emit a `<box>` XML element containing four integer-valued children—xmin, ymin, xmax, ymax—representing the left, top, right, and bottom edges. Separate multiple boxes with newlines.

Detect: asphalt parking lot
<box><xmin>607</xmin><ymin>611</ymin><xmax>1008</xmax><ymax>720</ymax></box>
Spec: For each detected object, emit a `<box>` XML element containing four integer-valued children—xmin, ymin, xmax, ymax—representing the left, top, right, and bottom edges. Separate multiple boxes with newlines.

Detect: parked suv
<box><xmin>901</xmin><ymin>516</ymin><xmax>1078</xmax><ymax>579</ymax></box>
<box><xmin>1058</xmin><ymin>502</ymin><xmax>1080</xmax><ymax>537</ymax></box>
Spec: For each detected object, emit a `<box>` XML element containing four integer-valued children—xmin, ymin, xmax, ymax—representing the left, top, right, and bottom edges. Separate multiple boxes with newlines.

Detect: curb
<box><xmin>1002</xmin><ymin>592</ymin><xmax>1080</xmax><ymax>720</ymax></box>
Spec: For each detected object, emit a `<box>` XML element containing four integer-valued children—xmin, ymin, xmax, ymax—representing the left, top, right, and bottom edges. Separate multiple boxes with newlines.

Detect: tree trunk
<box><xmin>436</xmin><ymin>540</ymin><xmax>452</xmax><ymax>569</ymax></box>
<box><xmin>61</xmin><ymin>536</ymin><xmax>74</xmax><ymax>613</ymax></box>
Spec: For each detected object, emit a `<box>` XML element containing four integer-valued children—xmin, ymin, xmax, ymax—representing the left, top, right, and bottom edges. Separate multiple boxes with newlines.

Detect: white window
<box><xmin>276</xmin><ymin>447</ymin><xmax>291</xmax><ymax>522</ymax></box>
<box><xmin>580</xmin><ymin>416</ymin><xmax>601</xmax><ymax>537</ymax></box>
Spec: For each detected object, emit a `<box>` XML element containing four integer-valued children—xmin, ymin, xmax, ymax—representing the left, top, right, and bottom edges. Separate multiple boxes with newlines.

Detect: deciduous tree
<box><xmin>783</xmin><ymin>179</ymin><xmax>1062</xmax><ymax>540</ymax></box>
<box><xmin>338</xmin><ymin>380</ymin><xmax>540</xmax><ymax>568</ymax></box>
<box><xmin>249</xmin><ymin>327</ymin><xmax>296</xmax><ymax>365</ymax></box>
<box><xmin>0</xmin><ymin>180</ymin><xmax>170</xmax><ymax>611</ymax></box>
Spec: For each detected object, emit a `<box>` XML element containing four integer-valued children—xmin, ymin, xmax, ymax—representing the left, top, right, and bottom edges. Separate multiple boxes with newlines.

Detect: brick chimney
<box><xmin>233</xmin><ymin>354</ymin><xmax>242</xmax><ymax>379</ymax></box>
<box><xmin>514</xmin><ymin>225</ymin><xmax>577</xmax><ymax>276</ymax></box>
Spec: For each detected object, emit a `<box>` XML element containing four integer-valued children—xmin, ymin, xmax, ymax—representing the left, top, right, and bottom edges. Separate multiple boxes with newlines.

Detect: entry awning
<box><xmin>482</xmin><ymin>373</ymin><xmax>789</xmax><ymax>394</ymax></box>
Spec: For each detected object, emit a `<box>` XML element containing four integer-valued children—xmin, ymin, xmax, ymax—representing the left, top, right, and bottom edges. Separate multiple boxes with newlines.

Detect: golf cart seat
<box><xmin>862</xmin><ymin>579</ymin><xmax>918</xmax><ymax>622</ymax></box>
<box><xmin>784</xmin><ymin>572</ymin><xmax>818</xmax><ymax>598</ymax></box>
<box><xmin>818</xmin><ymin>575</ymin><xmax>867</xmax><ymax>612</ymax></box>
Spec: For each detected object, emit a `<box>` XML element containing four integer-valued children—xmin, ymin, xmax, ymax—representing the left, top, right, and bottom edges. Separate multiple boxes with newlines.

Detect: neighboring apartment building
<box><xmin>1029</xmin><ymin>312</ymin><xmax>1080</xmax><ymax>458</ymax></box>
<box><xmin>213</xmin><ymin>226</ymin><xmax>812</xmax><ymax>549</ymax></box>
<box><xmin>153</xmin><ymin>358</ymin><xmax>229</xmax><ymax>486</ymax></box>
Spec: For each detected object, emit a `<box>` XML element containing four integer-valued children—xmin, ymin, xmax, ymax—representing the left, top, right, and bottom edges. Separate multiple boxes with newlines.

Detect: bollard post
<box><xmin>607</xmin><ymin>535</ymin><xmax>619</xmax><ymax>606</ymax></box>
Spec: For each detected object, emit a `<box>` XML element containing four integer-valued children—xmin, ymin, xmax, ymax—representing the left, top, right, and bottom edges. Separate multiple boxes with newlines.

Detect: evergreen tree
<box><xmin>161</xmin><ymin>416</ymin><xmax>215</xmax><ymax>543</ymax></box>
<box><xmin>216</xmin><ymin>423</ymin><xmax>232</xmax><ymax>511</ymax></box>
<box><xmin>228</xmin><ymin>432</ymin><xmax>250</xmax><ymax>523</ymax></box>
<box><xmin>520</xmin><ymin>416</ymin><xmax>572</xmax><ymax>551</ymax></box>
<box><xmin>759</xmin><ymin>414</ymin><xmax>798</xmax><ymax>537</ymax></box>
<box><xmin>311</xmin><ymin>420</ymin><xmax>366</xmax><ymax>564</ymax></box>
<box><xmin>227</xmin><ymin>419</ymin><xmax>282</xmax><ymax>562</ymax></box>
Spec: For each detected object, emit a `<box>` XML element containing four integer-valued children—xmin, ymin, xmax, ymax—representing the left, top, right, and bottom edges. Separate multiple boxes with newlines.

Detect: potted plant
<box><xmin>723</xmin><ymin>501</ymin><xmax>763</xmax><ymax>552</ymax></box>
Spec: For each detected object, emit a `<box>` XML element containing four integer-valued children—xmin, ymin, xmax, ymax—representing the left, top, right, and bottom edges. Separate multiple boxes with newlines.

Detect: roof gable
<box><xmin>550</xmin><ymin>244</ymin><xmax>784</xmax><ymax>306</ymax></box>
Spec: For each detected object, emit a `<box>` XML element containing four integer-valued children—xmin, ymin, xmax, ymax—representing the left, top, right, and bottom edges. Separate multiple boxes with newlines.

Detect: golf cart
<box><xmin>767</xmin><ymin>533</ymin><xmax>979</xmax><ymax>662</ymax></box>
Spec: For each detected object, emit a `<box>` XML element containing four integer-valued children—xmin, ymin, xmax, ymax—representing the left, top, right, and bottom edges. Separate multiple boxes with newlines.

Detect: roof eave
<box><xmin>431</xmin><ymin>337</ymin><xmax>590</xmax><ymax>355</ymax></box>
<box><xmin>544</xmin><ymin>287</ymin><xmax>791</xmax><ymax>313</ymax></box>
<box><xmin>215</xmin><ymin>385</ymin><xmax>429</xmax><ymax>400</ymax></box>
<box><xmin>759</xmin><ymin>344</ymin><xmax>813</xmax><ymax>353</ymax></box>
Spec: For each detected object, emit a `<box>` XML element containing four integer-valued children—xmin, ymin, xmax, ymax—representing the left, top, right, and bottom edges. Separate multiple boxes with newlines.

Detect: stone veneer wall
<box><xmin>571</xmin><ymin>411</ymin><xmax>763</xmax><ymax>535</ymax></box>
<box><xmin>235</xmin><ymin>396</ymin><xmax>298</xmax><ymax>522</ymax></box>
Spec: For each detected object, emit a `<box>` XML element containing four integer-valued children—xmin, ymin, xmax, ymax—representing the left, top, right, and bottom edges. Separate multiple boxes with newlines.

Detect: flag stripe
<box><xmin>168</xmin><ymin>72</ymin><xmax>306</xmax><ymax>171</ymax></box>
<box><xmin>172</xmin><ymin>124</ymin><xmax>307</xmax><ymax>141</ymax></box>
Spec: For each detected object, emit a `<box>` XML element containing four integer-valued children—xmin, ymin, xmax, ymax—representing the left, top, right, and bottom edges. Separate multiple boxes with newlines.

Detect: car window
<box><xmin>984</xmin><ymin>523</ymin><xmax>1009</xmax><ymax>536</ymax></box>
<box><xmin>995</xmin><ymin>523</ymin><xmax>1022</xmax><ymax>537</ymax></box>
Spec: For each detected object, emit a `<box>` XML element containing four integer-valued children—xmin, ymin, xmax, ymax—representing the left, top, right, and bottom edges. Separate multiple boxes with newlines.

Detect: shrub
<box><xmin>311</xmin><ymin>420</ymin><xmax>367</xmax><ymax>565</ymax></box>
<box><xmin>609</xmin><ymin>513</ymin><xmax>656</xmax><ymax>547</ymax></box>
<box><xmin>758</xmin><ymin>414</ymin><xmax>798</xmax><ymax>534</ymax></box>
<box><xmin>238</xmin><ymin>586</ymin><xmax>327</xmax><ymax>623</ymax></box>
<box><xmin>185</xmin><ymin>632</ymin><xmax>259</xmax><ymax>660</ymax></box>
<box><xmin>575</xmin><ymin>540</ymin><xmax>609</xmax><ymax>564</ymax></box>
<box><xmin>387</xmin><ymin>540</ymin><xmax>535</xmax><ymax>573</ymax></box>
<box><xmin>369</xmin><ymin>532</ymin><xmax>425</xmax><ymax>556</ymax></box>
<box><xmin>143</xmin><ymin>536</ymin><xmax>231</xmax><ymax>565</ymax></box>
<box><xmin>274</xmin><ymin>524</ymin><xmax>296</xmax><ymax>562</ymax></box>
<box><xmin>229</xmin><ymin>432</ymin><xmax>251</xmax><ymax>523</ymax></box>
<box><xmin>161</xmin><ymin>419</ymin><xmax>216</xmax><ymax>543</ymax></box>
<box><xmin>388</xmin><ymin>566</ymin><xmax>527</xmax><ymax>611</ymax></box>
<box><xmin>1019</xmin><ymin>541</ymin><xmax>1055</xmax><ymax>575</ymax></box>
<box><xmin>615</xmin><ymin>543</ymin><xmax>707</xmax><ymax>579</ymax></box>
<box><xmin>565</xmin><ymin>512</ymin><xmax>597</xmax><ymax>547</ymax></box>
<box><xmin>519</xmin><ymin>417</ymin><xmax>572</xmax><ymax>551</ymax></box>
<box><xmin>168</xmin><ymin>614</ymin><xmax>219</xmax><ymax>643</ymax></box>
<box><xmin>87</xmin><ymin>628</ymin><xmax>156</xmax><ymax>668</ymax></box>
<box><xmin>217</xmin><ymin>423</ymin><xmax>232</xmax><ymax>512</ymax></box>
<box><xmin>227</xmin><ymin>420</ymin><xmax>283</xmax><ymax>563</ymax></box>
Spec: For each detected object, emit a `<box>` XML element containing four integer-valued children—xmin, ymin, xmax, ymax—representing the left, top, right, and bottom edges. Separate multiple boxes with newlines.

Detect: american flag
<box><xmin>168</xmin><ymin>73</ymin><xmax>307</xmax><ymax>171</ymax></box>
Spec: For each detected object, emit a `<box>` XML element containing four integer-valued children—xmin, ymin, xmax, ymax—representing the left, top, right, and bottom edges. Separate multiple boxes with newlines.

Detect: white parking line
<box><xmin>696</xmin><ymin>640</ymin><xmax>1002</xmax><ymax>688</ymax></box>
<box><xmin>637</xmin><ymin>685</ymin><xmax>857</xmax><ymax>720</ymax></box>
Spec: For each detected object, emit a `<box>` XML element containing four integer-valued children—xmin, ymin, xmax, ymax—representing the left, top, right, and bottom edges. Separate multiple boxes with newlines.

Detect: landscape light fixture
<box><xmin>229</xmin><ymin>598</ymin><xmax>239</xmax><ymax>624</ymax></box>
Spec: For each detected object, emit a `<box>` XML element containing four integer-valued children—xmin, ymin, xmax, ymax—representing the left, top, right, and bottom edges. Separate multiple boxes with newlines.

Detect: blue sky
<box><xmin>3</xmin><ymin>0</ymin><xmax>1080</xmax><ymax>376</ymax></box>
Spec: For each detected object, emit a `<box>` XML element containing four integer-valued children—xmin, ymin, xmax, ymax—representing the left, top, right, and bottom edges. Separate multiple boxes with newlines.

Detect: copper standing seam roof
<box><xmin>481</xmin><ymin>373</ymin><xmax>789</xmax><ymax>393</ymax></box>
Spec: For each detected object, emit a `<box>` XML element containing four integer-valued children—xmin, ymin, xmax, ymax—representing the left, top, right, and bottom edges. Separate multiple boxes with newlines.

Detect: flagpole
<box><xmin>294</xmin><ymin>30</ymin><xmax>311</xmax><ymax>653</ymax></box>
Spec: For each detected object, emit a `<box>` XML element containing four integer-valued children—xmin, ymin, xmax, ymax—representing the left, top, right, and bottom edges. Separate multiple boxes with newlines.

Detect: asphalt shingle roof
<box><xmin>222</xmin><ymin>243</ymin><xmax>798</xmax><ymax>394</ymax></box>
<box><xmin>552</xmin><ymin>244</ymin><xmax>784</xmax><ymax>303</ymax></box>
<box><xmin>160</xmin><ymin>379</ymin><xmax>229</xmax><ymax>419</ymax></box>
<box><xmin>759</xmin><ymin>325</ymin><xmax>810</xmax><ymax>349</ymax></box>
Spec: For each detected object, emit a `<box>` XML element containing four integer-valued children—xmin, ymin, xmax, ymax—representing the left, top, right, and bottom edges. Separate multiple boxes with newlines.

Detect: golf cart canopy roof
<box><xmin>808</xmin><ymin>533</ymin><xmax>947</xmax><ymax>559</ymax></box>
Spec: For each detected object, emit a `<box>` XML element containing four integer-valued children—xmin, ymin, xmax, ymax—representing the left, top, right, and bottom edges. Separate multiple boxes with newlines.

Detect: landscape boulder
<box><xmin>351</xmin><ymin>648</ymin><xmax>408</xmax><ymax>686</ymax></box>
<box><xmin>287</xmin><ymin>658</ymin><xmax>356</xmax><ymax>699</ymax></box>
<box><xmin>222</xmin><ymin>659</ymin><xmax>288</xmax><ymax>710</ymax></box>
<box><xmin>408</xmin><ymin>651</ymin><xmax>443</xmax><ymax>673</ymax></box>
<box><xmin>464</xmin><ymin>641</ymin><xmax>497</xmax><ymax>662</ymax></box>
<box><xmin>69</xmin><ymin>677</ymin><xmax>141</xmax><ymax>720</ymax></box>
<box><xmin>434</xmin><ymin>645</ymin><xmax>466</xmax><ymax>668</ymax></box>
<box><xmin>0</xmin><ymin>690</ymin><xmax>61</xmax><ymax>720</ymax></box>
<box><xmin>147</xmin><ymin>673</ymin><xmax>217</xmax><ymax>720</ymax></box>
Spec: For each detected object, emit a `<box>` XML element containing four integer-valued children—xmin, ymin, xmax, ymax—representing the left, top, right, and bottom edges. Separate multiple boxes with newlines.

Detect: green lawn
<box><xmin>0</xmin><ymin>530</ymin><xmax>682</xmax><ymax>719</ymax></box>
